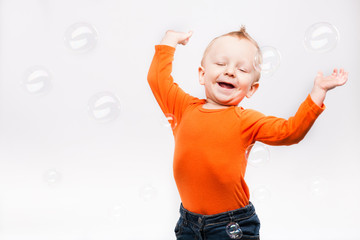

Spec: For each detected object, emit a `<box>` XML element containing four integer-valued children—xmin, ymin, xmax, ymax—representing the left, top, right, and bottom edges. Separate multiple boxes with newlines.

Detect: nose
<box><xmin>224</xmin><ymin>65</ymin><xmax>235</xmax><ymax>77</ymax></box>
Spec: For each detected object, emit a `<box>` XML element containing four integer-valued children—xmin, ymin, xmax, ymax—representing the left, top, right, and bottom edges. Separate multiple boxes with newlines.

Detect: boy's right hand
<box><xmin>160</xmin><ymin>30</ymin><xmax>193</xmax><ymax>48</ymax></box>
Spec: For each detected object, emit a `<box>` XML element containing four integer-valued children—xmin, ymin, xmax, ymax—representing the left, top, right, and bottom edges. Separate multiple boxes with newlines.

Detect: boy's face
<box><xmin>199</xmin><ymin>36</ymin><xmax>259</xmax><ymax>108</ymax></box>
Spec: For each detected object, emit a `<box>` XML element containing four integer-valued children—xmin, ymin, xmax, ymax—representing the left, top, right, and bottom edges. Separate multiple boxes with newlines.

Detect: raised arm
<box><xmin>241</xmin><ymin>68</ymin><xmax>348</xmax><ymax>146</ymax></box>
<box><xmin>147</xmin><ymin>30</ymin><xmax>197</xmax><ymax>127</ymax></box>
<box><xmin>240</xmin><ymin>94</ymin><xmax>325</xmax><ymax>146</ymax></box>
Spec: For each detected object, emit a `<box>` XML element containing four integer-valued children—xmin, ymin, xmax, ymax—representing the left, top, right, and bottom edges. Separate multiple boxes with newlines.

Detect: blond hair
<box><xmin>201</xmin><ymin>25</ymin><xmax>262</xmax><ymax>82</ymax></box>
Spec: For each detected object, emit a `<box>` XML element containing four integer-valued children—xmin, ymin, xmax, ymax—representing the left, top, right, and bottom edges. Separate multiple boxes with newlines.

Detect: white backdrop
<box><xmin>0</xmin><ymin>0</ymin><xmax>359</xmax><ymax>239</ymax></box>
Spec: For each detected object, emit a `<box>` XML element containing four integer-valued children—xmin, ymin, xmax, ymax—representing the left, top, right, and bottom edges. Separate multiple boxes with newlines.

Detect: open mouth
<box><xmin>218</xmin><ymin>82</ymin><xmax>235</xmax><ymax>89</ymax></box>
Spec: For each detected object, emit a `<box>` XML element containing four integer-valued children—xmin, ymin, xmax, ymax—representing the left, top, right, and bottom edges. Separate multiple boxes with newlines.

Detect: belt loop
<box><xmin>229</xmin><ymin>211</ymin><xmax>234</xmax><ymax>222</ymax></box>
<box><xmin>183</xmin><ymin>210</ymin><xmax>188</xmax><ymax>226</ymax></box>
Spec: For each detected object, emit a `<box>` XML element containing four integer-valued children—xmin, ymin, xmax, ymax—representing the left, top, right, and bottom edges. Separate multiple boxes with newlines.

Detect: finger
<box><xmin>185</xmin><ymin>31</ymin><xmax>193</xmax><ymax>41</ymax></box>
<box><xmin>332</xmin><ymin>68</ymin><xmax>338</xmax><ymax>76</ymax></box>
<box><xmin>339</xmin><ymin>68</ymin><xmax>344</xmax><ymax>75</ymax></box>
<box><xmin>180</xmin><ymin>31</ymin><xmax>193</xmax><ymax>45</ymax></box>
<box><xmin>336</xmin><ymin>69</ymin><xmax>342</xmax><ymax>78</ymax></box>
<box><xmin>183</xmin><ymin>37</ymin><xmax>191</xmax><ymax>45</ymax></box>
<box><xmin>181</xmin><ymin>31</ymin><xmax>192</xmax><ymax>40</ymax></box>
<box><xmin>338</xmin><ymin>72</ymin><xmax>348</xmax><ymax>85</ymax></box>
<box><xmin>181</xmin><ymin>39</ymin><xmax>189</xmax><ymax>45</ymax></box>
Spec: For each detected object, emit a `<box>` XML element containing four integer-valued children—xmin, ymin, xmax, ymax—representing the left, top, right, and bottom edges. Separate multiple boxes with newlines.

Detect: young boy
<box><xmin>147</xmin><ymin>27</ymin><xmax>348</xmax><ymax>240</ymax></box>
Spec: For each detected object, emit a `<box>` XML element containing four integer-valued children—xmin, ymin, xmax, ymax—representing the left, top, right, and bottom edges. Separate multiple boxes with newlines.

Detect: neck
<box><xmin>203</xmin><ymin>100</ymin><xmax>232</xmax><ymax>109</ymax></box>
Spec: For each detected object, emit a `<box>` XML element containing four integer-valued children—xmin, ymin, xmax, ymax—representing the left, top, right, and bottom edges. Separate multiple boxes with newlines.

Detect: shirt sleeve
<box><xmin>240</xmin><ymin>94</ymin><xmax>325</xmax><ymax>146</ymax></box>
<box><xmin>147</xmin><ymin>45</ymin><xmax>199</xmax><ymax>125</ymax></box>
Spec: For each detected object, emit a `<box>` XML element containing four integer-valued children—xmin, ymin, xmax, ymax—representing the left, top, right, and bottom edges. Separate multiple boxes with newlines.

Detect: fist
<box><xmin>160</xmin><ymin>30</ymin><xmax>193</xmax><ymax>48</ymax></box>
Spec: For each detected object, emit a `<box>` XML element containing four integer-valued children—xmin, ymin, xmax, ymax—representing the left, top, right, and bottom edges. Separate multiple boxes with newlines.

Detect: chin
<box><xmin>217</xmin><ymin>98</ymin><xmax>238</xmax><ymax>105</ymax></box>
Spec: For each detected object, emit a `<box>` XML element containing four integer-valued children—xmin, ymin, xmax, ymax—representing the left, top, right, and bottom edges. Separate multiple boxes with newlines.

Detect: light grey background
<box><xmin>0</xmin><ymin>0</ymin><xmax>359</xmax><ymax>239</ymax></box>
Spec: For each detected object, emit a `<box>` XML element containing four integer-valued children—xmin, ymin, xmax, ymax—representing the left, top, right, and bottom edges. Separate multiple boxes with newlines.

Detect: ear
<box><xmin>198</xmin><ymin>66</ymin><xmax>205</xmax><ymax>85</ymax></box>
<box><xmin>245</xmin><ymin>82</ymin><xmax>259</xmax><ymax>98</ymax></box>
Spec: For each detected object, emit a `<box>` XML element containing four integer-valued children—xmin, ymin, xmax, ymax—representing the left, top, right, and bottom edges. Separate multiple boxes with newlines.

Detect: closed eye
<box><xmin>216</xmin><ymin>62</ymin><xmax>225</xmax><ymax>66</ymax></box>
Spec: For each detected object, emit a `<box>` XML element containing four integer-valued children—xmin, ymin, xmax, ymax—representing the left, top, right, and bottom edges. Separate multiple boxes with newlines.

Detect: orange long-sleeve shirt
<box><xmin>147</xmin><ymin>45</ymin><xmax>325</xmax><ymax>215</ymax></box>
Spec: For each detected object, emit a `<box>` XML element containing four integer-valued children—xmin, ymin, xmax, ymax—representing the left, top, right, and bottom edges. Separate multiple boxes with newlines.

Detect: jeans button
<box><xmin>198</xmin><ymin>217</ymin><xmax>202</xmax><ymax>224</ymax></box>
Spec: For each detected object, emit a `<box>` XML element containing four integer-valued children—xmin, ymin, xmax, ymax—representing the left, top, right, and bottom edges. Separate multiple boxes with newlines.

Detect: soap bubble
<box><xmin>64</xmin><ymin>22</ymin><xmax>98</xmax><ymax>53</ymax></box>
<box><xmin>253</xmin><ymin>46</ymin><xmax>281</xmax><ymax>78</ymax></box>
<box><xmin>22</xmin><ymin>66</ymin><xmax>52</xmax><ymax>95</ymax></box>
<box><xmin>43</xmin><ymin>169</ymin><xmax>62</xmax><ymax>185</ymax></box>
<box><xmin>160</xmin><ymin>113</ymin><xmax>178</xmax><ymax>129</ymax></box>
<box><xmin>252</xmin><ymin>185</ymin><xmax>271</xmax><ymax>202</ymax></box>
<box><xmin>226</xmin><ymin>222</ymin><xmax>243</xmax><ymax>239</ymax></box>
<box><xmin>304</xmin><ymin>22</ymin><xmax>339</xmax><ymax>53</ymax></box>
<box><xmin>139</xmin><ymin>184</ymin><xmax>158</xmax><ymax>201</ymax></box>
<box><xmin>308</xmin><ymin>176</ymin><xmax>329</xmax><ymax>196</ymax></box>
<box><xmin>88</xmin><ymin>91</ymin><xmax>121</xmax><ymax>123</ymax></box>
<box><xmin>245</xmin><ymin>142</ymin><xmax>270</xmax><ymax>167</ymax></box>
<box><xmin>110</xmin><ymin>204</ymin><xmax>126</xmax><ymax>218</ymax></box>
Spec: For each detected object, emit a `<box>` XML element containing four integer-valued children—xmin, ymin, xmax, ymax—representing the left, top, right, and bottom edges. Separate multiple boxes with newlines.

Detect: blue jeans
<box><xmin>174</xmin><ymin>202</ymin><xmax>260</xmax><ymax>240</ymax></box>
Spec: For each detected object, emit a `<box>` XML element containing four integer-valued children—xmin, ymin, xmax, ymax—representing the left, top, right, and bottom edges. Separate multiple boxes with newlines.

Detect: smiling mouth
<box><xmin>218</xmin><ymin>82</ymin><xmax>235</xmax><ymax>89</ymax></box>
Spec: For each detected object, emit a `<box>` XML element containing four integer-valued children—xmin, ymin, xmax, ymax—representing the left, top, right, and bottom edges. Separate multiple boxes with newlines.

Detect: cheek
<box><xmin>238</xmin><ymin>78</ymin><xmax>254</xmax><ymax>89</ymax></box>
<box><xmin>245</xmin><ymin>74</ymin><xmax>256</xmax><ymax>83</ymax></box>
<box><xmin>250</xmin><ymin>72</ymin><xmax>258</xmax><ymax>81</ymax></box>
<box><xmin>206</xmin><ymin>72</ymin><xmax>219</xmax><ymax>82</ymax></box>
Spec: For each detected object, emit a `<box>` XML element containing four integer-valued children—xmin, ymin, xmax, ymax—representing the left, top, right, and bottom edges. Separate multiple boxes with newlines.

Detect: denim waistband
<box><xmin>179</xmin><ymin>202</ymin><xmax>256</xmax><ymax>227</ymax></box>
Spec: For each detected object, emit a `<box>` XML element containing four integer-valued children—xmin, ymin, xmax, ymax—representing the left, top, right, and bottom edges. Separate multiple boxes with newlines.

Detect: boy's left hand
<box><xmin>314</xmin><ymin>68</ymin><xmax>348</xmax><ymax>93</ymax></box>
<box><xmin>310</xmin><ymin>68</ymin><xmax>348</xmax><ymax>107</ymax></box>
